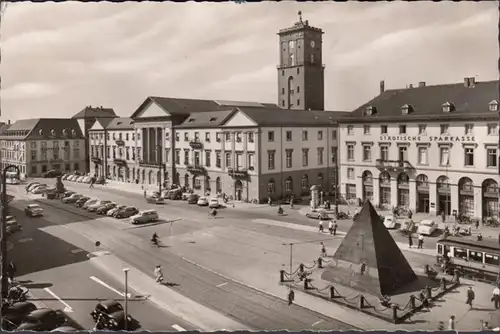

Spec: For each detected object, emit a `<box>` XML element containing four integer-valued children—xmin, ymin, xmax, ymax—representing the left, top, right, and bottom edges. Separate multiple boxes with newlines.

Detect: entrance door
<box><xmin>417</xmin><ymin>193</ymin><xmax>429</xmax><ymax>213</ymax></box>
<box><xmin>235</xmin><ymin>180</ymin><xmax>243</xmax><ymax>201</ymax></box>
<box><xmin>438</xmin><ymin>195</ymin><xmax>451</xmax><ymax>215</ymax></box>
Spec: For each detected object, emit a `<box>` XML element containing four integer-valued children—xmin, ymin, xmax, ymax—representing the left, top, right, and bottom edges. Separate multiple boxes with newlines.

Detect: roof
<box><xmin>0</xmin><ymin>118</ymin><xmax>85</xmax><ymax>140</ymax></box>
<box><xmin>177</xmin><ymin>110</ymin><xmax>236</xmax><ymax>128</ymax></box>
<box><xmin>105</xmin><ymin>117</ymin><xmax>134</xmax><ymax>130</ymax></box>
<box><xmin>0</xmin><ymin>122</ymin><xmax>8</xmax><ymax>134</ymax></box>
<box><xmin>72</xmin><ymin>106</ymin><xmax>117</xmax><ymax>119</ymax></box>
<box><xmin>93</xmin><ymin>118</ymin><xmax>115</xmax><ymax>129</ymax></box>
<box><xmin>238</xmin><ymin>107</ymin><xmax>349</xmax><ymax>127</ymax></box>
<box><xmin>343</xmin><ymin>79</ymin><xmax>499</xmax><ymax>123</ymax></box>
<box><xmin>438</xmin><ymin>236</ymin><xmax>500</xmax><ymax>252</ymax></box>
<box><xmin>322</xmin><ymin>200</ymin><xmax>417</xmax><ymax>296</ymax></box>
<box><xmin>130</xmin><ymin>96</ymin><xmax>281</xmax><ymax>119</ymax></box>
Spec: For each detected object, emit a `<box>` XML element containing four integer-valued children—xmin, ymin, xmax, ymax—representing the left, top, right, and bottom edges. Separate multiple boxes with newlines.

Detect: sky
<box><xmin>1</xmin><ymin>1</ymin><xmax>498</xmax><ymax>121</ymax></box>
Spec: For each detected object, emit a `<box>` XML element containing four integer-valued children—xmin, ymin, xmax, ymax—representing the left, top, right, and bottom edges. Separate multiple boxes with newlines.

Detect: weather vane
<box><xmin>298</xmin><ymin>10</ymin><xmax>303</xmax><ymax>23</ymax></box>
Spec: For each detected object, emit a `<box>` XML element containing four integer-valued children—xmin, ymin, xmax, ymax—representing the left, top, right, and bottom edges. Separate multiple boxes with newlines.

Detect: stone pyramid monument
<box><xmin>321</xmin><ymin>200</ymin><xmax>417</xmax><ymax>296</ymax></box>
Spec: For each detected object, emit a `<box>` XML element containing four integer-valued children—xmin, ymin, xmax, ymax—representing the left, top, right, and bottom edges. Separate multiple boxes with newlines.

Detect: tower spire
<box><xmin>298</xmin><ymin>10</ymin><xmax>303</xmax><ymax>23</ymax></box>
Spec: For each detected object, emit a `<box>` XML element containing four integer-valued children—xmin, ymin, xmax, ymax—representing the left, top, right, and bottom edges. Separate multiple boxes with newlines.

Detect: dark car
<box><xmin>2</xmin><ymin>301</ymin><xmax>38</xmax><ymax>329</ymax></box>
<box><xmin>91</xmin><ymin>300</ymin><xmax>133</xmax><ymax>330</ymax></box>
<box><xmin>96</xmin><ymin>202</ymin><xmax>117</xmax><ymax>215</ymax></box>
<box><xmin>187</xmin><ymin>194</ymin><xmax>199</xmax><ymax>204</ymax></box>
<box><xmin>75</xmin><ymin>196</ymin><xmax>90</xmax><ymax>207</ymax></box>
<box><xmin>145</xmin><ymin>196</ymin><xmax>165</xmax><ymax>205</ymax></box>
<box><xmin>17</xmin><ymin>309</ymin><xmax>66</xmax><ymax>331</ymax></box>
<box><xmin>114</xmin><ymin>206</ymin><xmax>139</xmax><ymax>219</ymax></box>
<box><xmin>25</xmin><ymin>182</ymin><xmax>40</xmax><ymax>192</ymax></box>
<box><xmin>63</xmin><ymin>191</ymin><xmax>75</xmax><ymax>198</ymax></box>
<box><xmin>43</xmin><ymin>170</ymin><xmax>63</xmax><ymax>178</ymax></box>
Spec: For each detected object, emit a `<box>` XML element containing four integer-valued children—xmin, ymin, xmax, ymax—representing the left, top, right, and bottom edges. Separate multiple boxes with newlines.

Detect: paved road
<box><xmin>7</xmin><ymin>199</ymin><xmax>199</xmax><ymax>331</ymax></box>
<box><xmin>9</xmin><ymin>192</ymin><xmax>359</xmax><ymax>331</ymax></box>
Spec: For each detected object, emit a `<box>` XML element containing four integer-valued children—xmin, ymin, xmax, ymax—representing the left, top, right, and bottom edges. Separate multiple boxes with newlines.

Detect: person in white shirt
<box><xmin>328</xmin><ymin>221</ymin><xmax>333</xmax><ymax>234</ymax></box>
<box><xmin>492</xmin><ymin>287</ymin><xmax>500</xmax><ymax>309</ymax></box>
<box><xmin>448</xmin><ymin>315</ymin><xmax>455</xmax><ymax>330</ymax></box>
<box><xmin>417</xmin><ymin>234</ymin><xmax>424</xmax><ymax>249</ymax></box>
<box><xmin>318</xmin><ymin>220</ymin><xmax>324</xmax><ymax>233</ymax></box>
<box><xmin>154</xmin><ymin>265</ymin><xmax>164</xmax><ymax>284</ymax></box>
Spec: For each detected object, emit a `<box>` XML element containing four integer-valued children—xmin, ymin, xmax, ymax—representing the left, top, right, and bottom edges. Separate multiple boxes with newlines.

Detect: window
<box><xmin>175</xmin><ymin>150</ymin><xmax>180</xmax><ymax>164</ymax></box>
<box><xmin>453</xmin><ymin>248</ymin><xmax>467</xmax><ymax>260</ymax></box>
<box><xmin>469</xmin><ymin>251</ymin><xmax>483</xmax><ymax>263</ymax></box>
<box><xmin>347</xmin><ymin>125</ymin><xmax>354</xmax><ymax>135</ymax></box>
<box><xmin>301</xmin><ymin>176</ymin><xmax>309</xmax><ymax>189</ymax></box>
<box><xmin>418</xmin><ymin>124</ymin><xmax>426</xmax><ymax>135</ymax></box>
<box><xmin>126</xmin><ymin>133</ymin><xmax>129</xmax><ymax>141</ymax></box>
<box><xmin>380</xmin><ymin>146</ymin><xmax>389</xmax><ymax>161</ymax></box>
<box><xmin>194</xmin><ymin>132</ymin><xmax>200</xmax><ymax>141</ymax></box>
<box><xmin>302</xmin><ymin>149</ymin><xmax>309</xmax><ymax>167</ymax></box>
<box><xmin>184</xmin><ymin>150</ymin><xmax>189</xmax><ymax>165</ymax></box>
<box><xmin>281</xmin><ymin>88</ymin><xmax>285</xmax><ymax>95</ymax></box>
<box><xmin>31</xmin><ymin>151</ymin><xmax>36</xmax><ymax>160</ymax></box>
<box><xmin>248</xmin><ymin>153</ymin><xmax>255</xmax><ymax>169</ymax></box>
<box><xmin>485</xmin><ymin>253</ymin><xmax>500</xmax><ymax>266</ymax></box>
<box><xmin>285</xmin><ymin>177</ymin><xmax>293</xmax><ymax>192</ymax></box>
<box><xmin>440</xmin><ymin>147</ymin><xmax>450</xmax><ymax>166</ymax></box>
<box><xmin>215</xmin><ymin>152</ymin><xmax>221</xmax><ymax>168</ymax></box>
<box><xmin>281</xmin><ymin>100</ymin><xmax>285</xmax><ymax>107</ymax></box>
<box><xmin>399</xmin><ymin>125</ymin><xmax>406</xmax><ymax>134</ymax></box>
<box><xmin>418</xmin><ymin>147</ymin><xmax>428</xmax><ymax>165</ymax></box>
<box><xmin>205</xmin><ymin>132</ymin><xmax>210</xmax><ymax>142</ymax></box>
<box><xmin>285</xmin><ymin>149</ymin><xmax>293</xmax><ymax>168</ymax></box>
<box><xmin>464</xmin><ymin>148</ymin><xmax>474</xmax><ymax>166</ymax></box>
<box><xmin>347</xmin><ymin>144</ymin><xmax>354</xmax><ymax>161</ymax></box>
<box><xmin>216</xmin><ymin>133</ymin><xmax>221</xmax><ymax>142</ymax></box>
<box><xmin>487</xmin><ymin>148</ymin><xmax>497</xmax><ymax>168</ymax></box>
<box><xmin>164</xmin><ymin>149</ymin><xmax>168</xmax><ymax>162</ymax></box>
<box><xmin>31</xmin><ymin>166</ymin><xmax>37</xmax><ymax>174</ymax></box>
<box><xmin>248</xmin><ymin>132</ymin><xmax>254</xmax><ymax>143</ymax></box>
<box><xmin>268</xmin><ymin>151</ymin><xmax>275</xmax><ymax>170</ymax></box>
<box><xmin>286</xmin><ymin>131</ymin><xmax>292</xmax><ymax>141</ymax></box>
<box><xmin>65</xmin><ymin>163</ymin><xmax>70</xmax><ymax>171</ymax></box>
<box><xmin>225</xmin><ymin>152</ymin><xmax>232</xmax><ymax>168</ymax></box>
<box><xmin>318</xmin><ymin>131</ymin><xmax>323</xmax><ymax>140</ymax></box>
<box><xmin>331</xmin><ymin>147</ymin><xmax>337</xmax><ymax>164</ymax></box>
<box><xmin>302</xmin><ymin>131</ymin><xmax>308</xmax><ymax>141</ymax></box>
<box><xmin>297</xmin><ymin>99</ymin><xmax>300</xmax><ymax>106</ymax></box>
<box><xmin>268</xmin><ymin>180</ymin><xmax>275</xmax><ymax>194</ymax></box>
<box><xmin>440</xmin><ymin>124</ymin><xmax>449</xmax><ymax>135</ymax></box>
<box><xmin>236</xmin><ymin>132</ymin><xmax>242</xmax><ymax>143</ymax></box>
<box><xmin>297</xmin><ymin>86</ymin><xmax>300</xmax><ymax>93</ymax></box>
<box><xmin>347</xmin><ymin>168</ymin><xmax>354</xmax><ymax>180</ymax></box>
<box><xmin>346</xmin><ymin>184</ymin><xmax>356</xmax><ymax>200</ymax></box>
<box><xmin>363</xmin><ymin>125</ymin><xmax>370</xmax><ymax>135</ymax></box>
<box><xmin>225</xmin><ymin>132</ymin><xmax>231</xmax><ymax>142</ymax></box>
<box><xmin>268</xmin><ymin>131</ymin><xmax>274</xmax><ymax>142</ymax></box>
<box><xmin>184</xmin><ymin>133</ymin><xmax>189</xmax><ymax>141</ymax></box>
<box><xmin>464</xmin><ymin>124</ymin><xmax>474</xmax><ymax>135</ymax></box>
<box><xmin>175</xmin><ymin>133</ymin><xmax>179</xmax><ymax>141</ymax></box>
<box><xmin>332</xmin><ymin>130</ymin><xmax>337</xmax><ymax>139</ymax></box>
<box><xmin>165</xmin><ymin>132</ymin><xmax>169</xmax><ymax>141</ymax></box>
<box><xmin>119</xmin><ymin>133</ymin><xmax>123</xmax><ymax>140</ymax></box>
<box><xmin>488</xmin><ymin>123</ymin><xmax>498</xmax><ymax>135</ymax></box>
<box><xmin>126</xmin><ymin>147</ymin><xmax>130</xmax><ymax>160</ymax></box>
<box><xmin>380</xmin><ymin>125</ymin><xmax>388</xmax><ymax>134</ymax></box>
<box><xmin>362</xmin><ymin>145</ymin><xmax>371</xmax><ymax>161</ymax></box>
<box><xmin>194</xmin><ymin>151</ymin><xmax>201</xmax><ymax>166</ymax></box>
<box><xmin>205</xmin><ymin>151</ymin><xmax>211</xmax><ymax>167</ymax></box>
<box><xmin>317</xmin><ymin>147</ymin><xmax>324</xmax><ymax>165</ymax></box>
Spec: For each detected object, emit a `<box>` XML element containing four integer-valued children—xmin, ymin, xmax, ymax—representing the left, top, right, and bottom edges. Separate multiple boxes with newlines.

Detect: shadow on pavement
<box><xmin>8</xmin><ymin>199</ymin><xmax>96</xmax><ymax>277</ymax></box>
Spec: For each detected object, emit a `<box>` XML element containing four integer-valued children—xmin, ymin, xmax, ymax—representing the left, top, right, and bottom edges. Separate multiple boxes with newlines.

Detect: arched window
<box><xmin>437</xmin><ymin>176</ymin><xmax>450</xmax><ymax>189</ymax></box>
<box><xmin>459</xmin><ymin>177</ymin><xmax>473</xmax><ymax>191</ymax></box>
<box><xmin>285</xmin><ymin>177</ymin><xmax>293</xmax><ymax>192</ymax></box>
<box><xmin>416</xmin><ymin>174</ymin><xmax>428</xmax><ymax>188</ymax></box>
<box><xmin>301</xmin><ymin>175</ymin><xmax>309</xmax><ymax>189</ymax></box>
<box><xmin>483</xmin><ymin>179</ymin><xmax>498</xmax><ymax>194</ymax></box>
<box><xmin>379</xmin><ymin>172</ymin><xmax>391</xmax><ymax>185</ymax></box>
<box><xmin>397</xmin><ymin>173</ymin><xmax>409</xmax><ymax>185</ymax></box>
<box><xmin>267</xmin><ymin>179</ymin><xmax>275</xmax><ymax>194</ymax></box>
<box><xmin>362</xmin><ymin>171</ymin><xmax>373</xmax><ymax>184</ymax></box>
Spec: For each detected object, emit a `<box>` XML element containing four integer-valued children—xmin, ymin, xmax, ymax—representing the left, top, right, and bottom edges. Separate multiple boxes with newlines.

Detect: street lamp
<box><xmin>122</xmin><ymin>268</ymin><xmax>130</xmax><ymax>331</ymax></box>
<box><xmin>1</xmin><ymin>165</ymin><xmax>20</xmax><ymax>298</ymax></box>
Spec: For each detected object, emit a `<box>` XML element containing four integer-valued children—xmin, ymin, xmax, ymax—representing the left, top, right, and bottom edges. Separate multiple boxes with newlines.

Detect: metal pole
<box><xmin>289</xmin><ymin>244</ymin><xmax>293</xmax><ymax>277</ymax></box>
<box><xmin>1</xmin><ymin>169</ymin><xmax>7</xmax><ymax>298</ymax></box>
<box><xmin>123</xmin><ymin>268</ymin><xmax>129</xmax><ymax>331</ymax></box>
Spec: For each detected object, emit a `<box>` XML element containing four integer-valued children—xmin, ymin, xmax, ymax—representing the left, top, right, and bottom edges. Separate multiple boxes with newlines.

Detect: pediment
<box><xmin>89</xmin><ymin>121</ymin><xmax>104</xmax><ymax>131</ymax></box>
<box><xmin>223</xmin><ymin>111</ymin><xmax>257</xmax><ymax>127</ymax></box>
<box><xmin>135</xmin><ymin>100</ymin><xmax>171</xmax><ymax>119</ymax></box>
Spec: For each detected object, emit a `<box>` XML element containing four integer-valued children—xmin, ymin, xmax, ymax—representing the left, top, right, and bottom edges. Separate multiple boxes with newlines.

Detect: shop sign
<box><xmin>379</xmin><ymin>135</ymin><xmax>475</xmax><ymax>143</ymax></box>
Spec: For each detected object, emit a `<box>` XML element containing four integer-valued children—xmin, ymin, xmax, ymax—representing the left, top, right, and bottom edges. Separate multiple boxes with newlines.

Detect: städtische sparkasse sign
<box><xmin>379</xmin><ymin>135</ymin><xmax>476</xmax><ymax>143</ymax></box>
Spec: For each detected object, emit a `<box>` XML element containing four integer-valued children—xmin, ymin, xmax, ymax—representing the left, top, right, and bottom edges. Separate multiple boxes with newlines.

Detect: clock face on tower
<box><xmin>310</xmin><ymin>40</ymin><xmax>315</xmax><ymax>48</ymax></box>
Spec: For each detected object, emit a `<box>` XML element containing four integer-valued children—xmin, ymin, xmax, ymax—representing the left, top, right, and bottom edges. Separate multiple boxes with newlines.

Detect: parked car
<box><xmin>75</xmin><ymin>196</ymin><xmax>91</xmax><ymax>207</ymax></box>
<box><xmin>187</xmin><ymin>194</ymin><xmax>199</xmax><ymax>204</ymax></box>
<box><xmin>196</xmin><ymin>196</ymin><xmax>208</xmax><ymax>206</ymax></box>
<box><xmin>63</xmin><ymin>191</ymin><xmax>75</xmax><ymax>198</ymax></box>
<box><xmin>400</xmin><ymin>219</ymin><xmax>416</xmax><ymax>234</ymax></box>
<box><xmin>6</xmin><ymin>178</ymin><xmax>21</xmax><ymax>185</ymax></box>
<box><xmin>17</xmin><ymin>309</ymin><xmax>67</xmax><ymax>331</ymax></box>
<box><xmin>76</xmin><ymin>176</ymin><xmax>85</xmax><ymax>183</ymax></box>
<box><xmin>145</xmin><ymin>196</ymin><xmax>165</xmax><ymax>204</ymax></box>
<box><xmin>43</xmin><ymin>170</ymin><xmax>63</xmax><ymax>178</ymax></box>
<box><xmin>107</xmin><ymin>205</ymin><xmax>126</xmax><ymax>216</ymax></box>
<box><xmin>25</xmin><ymin>182</ymin><xmax>40</xmax><ymax>192</ymax></box>
<box><xmin>82</xmin><ymin>199</ymin><xmax>99</xmax><ymax>209</ymax></box>
<box><xmin>68</xmin><ymin>175</ymin><xmax>78</xmax><ymax>182</ymax></box>
<box><xmin>130</xmin><ymin>210</ymin><xmax>159</xmax><ymax>224</ymax></box>
<box><xmin>6</xmin><ymin>219</ymin><xmax>22</xmax><ymax>234</ymax></box>
<box><xmin>96</xmin><ymin>203</ymin><xmax>117</xmax><ymax>215</ymax></box>
<box><xmin>28</xmin><ymin>183</ymin><xmax>46</xmax><ymax>192</ymax></box>
<box><xmin>61</xmin><ymin>174</ymin><xmax>70</xmax><ymax>181</ymax></box>
<box><xmin>305</xmin><ymin>210</ymin><xmax>328</xmax><ymax>220</ymax></box>
<box><xmin>383</xmin><ymin>215</ymin><xmax>397</xmax><ymax>229</ymax></box>
<box><xmin>208</xmin><ymin>198</ymin><xmax>221</xmax><ymax>209</ymax></box>
<box><xmin>417</xmin><ymin>220</ymin><xmax>438</xmax><ymax>236</ymax></box>
<box><xmin>2</xmin><ymin>301</ymin><xmax>38</xmax><ymax>330</ymax></box>
<box><xmin>114</xmin><ymin>206</ymin><xmax>139</xmax><ymax>219</ymax></box>
<box><xmin>87</xmin><ymin>200</ymin><xmax>112</xmax><ymax>212</ymax></box>
<box><xmin>91</xmin><ymin>300</ymin><xmax>133</xmax><ymax>331</ymax></box>
<box><xmin>63</xmin><ymin>194</ymin><xmax>82</xmax><ymax>204</ymax></box>
<box><xmin>31</xmin><ymin>186</ymin><xmax>48</xmax><ymax>194</ymax></box>
<box><xmin>25</xmin><ymin>204</ymin><xmax>44</xmax><ymax>217</ymax></box>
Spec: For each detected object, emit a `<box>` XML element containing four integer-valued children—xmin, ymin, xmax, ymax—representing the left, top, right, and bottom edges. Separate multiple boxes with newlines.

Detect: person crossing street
<box><xmin>154</xmin><ymin>265</ymin><xmax>164</xmax><ymax>284</ymax></box>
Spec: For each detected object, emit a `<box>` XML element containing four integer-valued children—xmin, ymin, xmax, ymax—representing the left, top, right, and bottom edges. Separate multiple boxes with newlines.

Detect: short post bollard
<box><xmin>425</xmin><ymin>285</ymin><xmax>432</xmax><ymax>299</ymax></box>
<box><xmin>317</xmin><ymin>257</ymin><xmax>323</xmax><ymax>269</ymax></box>
<box><xmin>304</xmin><ymin>278</ymin><xmax>310</xmax><ymax>290</ymax></box>
<box><xmin>409</xmin><ymin>295</ymin><xmax>416</xmax><ymax>310</ymax></box>
<box><xmin>280</xmin><ymin>270</ymin><xmax>285</xmax><ymax>283</ymax></box>
<box><xmin>358</xmin><ymin>295</ymin><xmax>365</xmax><ymax>309</ymax></box>
<box><xmin>440</xmin><ymin>277</ymin><xmax>447</xmax><ymax>290</ymax></box>
<box><xmin>329</xmin><ymin>286</ymin><xmax>335</xmax><ymax>299</ymax></box>
<box><xmin>392</xmin><ymin>305</ymin><xmax>398</xmax><ymax>323</ymax></box>
<box><xmin>454</xmin><ymin>269</ymin><xmax>460</xmax><ymax>284</ymax></box>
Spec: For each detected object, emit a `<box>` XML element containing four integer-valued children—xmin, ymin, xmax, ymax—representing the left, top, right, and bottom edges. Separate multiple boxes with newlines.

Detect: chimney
<box><xmin>7</xmin><ymin>120</ymin><xmax>10</xmax><ymax>125</ymax></box>
<box><xmin>409</xmin><ymin>84</ymin><xmax>413</xmax><ymax>89</ymax></box>
<box><xmin>464</xmin><ymin>77</ymin><xmax>470</xmax><ymax>88</ymax></box>
<box><xmin>380</xmin><ymin>80</ymin><xmax>385</xmax><ymax>94</ymax></box>
<box><xmin>469</xmin><ymin>77</ymin><xmax>476</xmax><ymax>88</ymax></box>
<box><xmin>418</xmin><ymin>81</ymin><xmax>426</xmax><ymax>87</ymax></box>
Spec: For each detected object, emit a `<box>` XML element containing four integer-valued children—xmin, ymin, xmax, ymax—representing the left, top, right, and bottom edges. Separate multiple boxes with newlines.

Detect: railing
<box><xmin>91</xmin><ymin>156</ymin><xmax>101</xmax><ymax>163</ymax></box>
<box><xmin>139</xmin><ymin>160</ymin><xmax>162</xmax><ymax>168</ymax></box>
<box><xmin>113</xmin><ymin>158</ymin><xmax>127</xmax><ymax>165</ymax></box>
<box><xmin>375</xmin><ymin>159</ymin><xmax>413</xmax><ymax>170</ymax></box>
<box><xmin>187</xmin><ymin>164</ymin><xmax>206</xmax><ymax>174</ymax></box>
<box><xmin>189</xmin><ymin>140</ymin><xmax>203</xmax><ymax>149</ymax></box>
<box><xmin>116</xmin><ymin>139</ymin><xmax>125</xmax><ymax>146</ymax></box>
<box><xmin>228</xmin><ymin>167</ymin><xmax>248</xmax><ymax>177</ymax></box>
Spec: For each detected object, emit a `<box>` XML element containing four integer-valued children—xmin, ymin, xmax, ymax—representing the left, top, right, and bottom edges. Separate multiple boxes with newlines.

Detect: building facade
<box><xmin>0</xmin><ymin>118</ymin><xmax>86</xmax><ymax>177</ymax></box>
<box><xmin>339</xmin><ymin>78</ymin><xmax>499</xmax><ymax>219</ymax></box>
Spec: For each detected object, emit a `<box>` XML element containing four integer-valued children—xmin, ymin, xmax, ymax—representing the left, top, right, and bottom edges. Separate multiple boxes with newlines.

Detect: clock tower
<box><xmin>277</xmin><ymin>11</ymin><xmax>325</xmax><ymax>111</ymax></box>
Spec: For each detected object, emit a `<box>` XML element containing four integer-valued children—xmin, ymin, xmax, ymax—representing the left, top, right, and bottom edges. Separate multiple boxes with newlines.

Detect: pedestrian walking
<box><xmin>7</xmin><ymin>261</ymin><xmax>16</xmax><ymax>283</ymax></box>
<box><xmin>492</xmin><ymin>286</ymin><xmax>500</xmax><ymax>309</ymax></box>
<box><xmin>143</xmin><ymin>190</ymin><xmax>147</xmax><ymax>198</ymax></box>
<box><xmin>417</xmin><ymin>234</ymin><xmax>424</xmax><ymax>249</ymax></box>
<box><xmin>328</xmin><ymin>220</ymin><xmax>333</xmax><ymax>235</ymax></box>
<box><xmin>441</xmin><ymin>211</ymin><xmax>446</xmax><ymax>223</ymax></box>
<box><xmin>318</xmin><ymin>220</ymin><xmax>324</xmax><ymax>233</ymax></box>
<box><xmin>467</xmin><ymin>224</ymin><xmax>472</xmax><ymax>235</ymax></box>
<box><xmin>320</xmin><ymin>242</ymin><xmax>327</xmax><ymax>257</ymax></box>
<box><xmin>408</xmin><ymin>210</ymin><xmax>413</xmax><ymax>220</ymax></box>
<box><xmin>154</xmin><ymin>265</ymin><xmax>164</xmax><ymax>284</ymax></box>
<box><xmin>448</xmin><ymin>315</ymin><xmax>455</xmax><ymax>330</ymax></box>
<box><xmin>268</xmin><ymin>197</ymin><xmax>272</xmax><ymax>206</ymax></box>
<box><xmin>466</xmin><ymin>286</ymin><xmax>475</xmax><ymax>309</ymax></box>
<box><xmin>287</xmin><ymin>289</ymin><xmax>295</xmax><ymax>305</ymax></box>
<box><xmin>333</xmin><ymin>220</ymin><xmax>338</xmax><ymax>236</ymax></box>
<box><xmin>408</xmin><ymin>233</ymin><xmax>413</xmax><ymax>248</ymax></box>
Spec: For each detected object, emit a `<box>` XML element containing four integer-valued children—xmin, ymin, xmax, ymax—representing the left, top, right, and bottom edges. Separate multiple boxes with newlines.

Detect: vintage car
<box><xmin>130</xmin><ymin>210</ymin><xmax>159</xmax><ymax>225</ymax></box>
<box><xmin>383</xmin><ymin>215</ymin><xmax>397</xmax><ymax>229</ymax></box>
<box><xmin>2</xmin><ymin>301</ymin><xmax>38</xmax><ymax>330</ymax></box>
<box><xmin>17</xmin><ymin>309</ymin><xmax>66</xmax><ymax>331</ymax></box>
<box><xmin>91</xmin><ymin>300</ymin><xmax>134</xmax><ymax>330</ymax></box>
<box><xmin>208</xmin><ymin>198</ymin><xmax>221</xmax><ymax>209</ymax></box>
<box><xmin>417</xmin><ymin>220</ymin><xmax>438</xmax><ymax>236</ymax></box>
<box><xmin>25</xmin><ymin>204</ymin><xmax>44</xmax><ymax>217</ymax></box>
<box><xmin>114</xmin><ymin>206</ymin><xmax>139</xmax><ymax>219</ymax></box>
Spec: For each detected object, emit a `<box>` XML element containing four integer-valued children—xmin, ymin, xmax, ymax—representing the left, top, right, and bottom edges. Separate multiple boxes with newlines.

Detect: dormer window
<box><xmin>364</xmin><ymin>106</ymin><xmax>376</xmax><ymax>116</ymax></box>
<box><xmin>62</xmin><ymin>129</ymin><xmax>68</xmax><ymax>136</ymax></box>
<box><xmin>50</xmin><ymin>129</ymin><xmax>56</xmax><ymax>137</ymax></box>
<box><xmin>209</xmin><ymin>117</ymin><xmax>217</xmax><ymax>123</ymax></box>
<box><xmin>489</xmin><ymin>100</ymin><xmax>499</xmax><ymax>112</ymax></box>
<box><xmin>442</xmin><ymin>101</ymin><xmax>455</xmax><ymax>113</ymax></box>
<box><xmin>188</xmin><ymin>119</ymin><xmax>195</xmax><ymax>123</ymax></box>
<box><xmin>401</xmin><ymin>104</ymin><xmax>413</xmax><ymax>115</ymax></box>
<box><xmin>71</xmin><ymin>129</ymin><xmax>76</xmax><ymax>137</ymax></box>
<box><xmin>39</xmin><ymin>129</ymin><xmax>43</xmax><ymax>136</ymax></box>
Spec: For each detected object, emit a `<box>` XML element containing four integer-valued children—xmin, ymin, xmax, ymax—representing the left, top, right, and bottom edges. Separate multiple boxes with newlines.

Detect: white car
<box><xmin>107</xmin><ymin>205</ymin><xmax>126</xmax><ymax>216</ymax></box>
<box><xmin>6</xmin><ymin>178</ymin><xmax>20</xmax><ymax>185</ymax></box>
<box><xmin>208</xmin><ymin>198</ymin><xmax>220</xmax><ymax>209</ymax></box>
<box><xmin>83</xmin><ymin>176</ymin><xmax>92</xmax><ymax>183</ymax></box>
<box><xmin>69</xmin><ymin>175</ymin><xmax>79</xmax><ymax>181</ymax></box>
<box><xmin>28</xmin><ymin>183</ymin><xmax>46</xmax><ymax>192</ymax></box>
<box><xmin>77</xmin><ymin>176</ymin><xmax>85</xmax><ymax>183</ymax></box>
<box><xmin>417</xmin><ymin>220</ymin><xmax>438</xmax><ymax>236</ymax></box>
<box><xmin>197</xmin><ymin>197</ymin><xmax>209</xmax><ymax>206</ymax></box>
<box><xmin>87</xmin><ymin>200</ymin><xmax>111</xmax><ymax>212</ymax></box>
<box><xmin>82</xmin><ymin>199</ymin><xmax>99</xmax><ymax>209</ymax></box>
<box><xmin>130</xmin><ymin>210</ymin><xmax>159</xmax><ymax>224</ymax></box>
<box><xmin>31</xmin><ymin>186</ymin><xmax>48</xmax><ymax>194</ymax></box>
<box><xmin>383</xmin><ymin>215</ymin><xmax>397</xmax><ymax>229</ymax></box>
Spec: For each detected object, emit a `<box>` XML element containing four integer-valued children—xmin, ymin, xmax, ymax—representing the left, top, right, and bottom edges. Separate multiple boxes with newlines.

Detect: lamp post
<box><xmin>1</xmin><ymin>165</ymin><xmax>20</xmax><ymax>298</ymax></box>
<box><xmin>123</xmin><ymin>268</ymin><xmax>130</xmax><ymax>331</ymax></box>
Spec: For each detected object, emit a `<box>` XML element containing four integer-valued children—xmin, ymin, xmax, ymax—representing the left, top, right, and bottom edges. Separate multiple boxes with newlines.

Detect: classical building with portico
<box><xmin>339</xmin><ymin>78</ymin><xmax>499</xmax><ymax>220</ymax></box>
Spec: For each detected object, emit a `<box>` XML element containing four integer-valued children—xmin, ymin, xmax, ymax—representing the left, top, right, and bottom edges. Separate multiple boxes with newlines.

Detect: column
<box><xmin>372</xmin><ymin>177</ymin><xmax>380</xmax><ymax>207</ymax></box>
<box><xmin>355</xmin><ymin>169</ymin><xmax>363</xmax><ymax>200</ymax></box>
<box><xmin>409</xmin><ymin>179</ymin><xmax>417</xmax><ymax>212</ymax></box>
<box><xmin>142</xmin><ymin>128</ymin><xmax>148</xmax><ymax>162</ymax></box>
<box><xmin>231</xmin><ymin>131</ymin><xmax>236</xmax><ymax>169</ymax></box>
<box><xmin>450</xmin><ymin>183</ymin><xmax>459</xmax><ymax>216</ymax></box>
<box><xmin>221</xmin><ymin>131</ymin><xmax>226</xmax><ymax>170</ymax></box>
<box><xmin>475</xmin><ymin>189</ymin><xmax>482</xmax><ymax>220</ymax></box>
<box><xmin>429</xmin><ymin>182</ymin><xmax>437</xmax><ymax>216</ymax></box>
<box><xmin>243</xmin><ymin>131</ymin><xmax>248</xmax><ymax>169</ymax></box>
<box><xmin>149</xmin><ymin>128</ymin><xmax>155</xmax><ymax>163</ymax></box>
<box><xmin>254</xmin><ymin>131</ymin><xmax>259</xmax><ymax>174</ymax></box>
<box><xmin>390</xmin><ymin>175</ymin><xmax>398</xmax><ymax>208</ymax></box>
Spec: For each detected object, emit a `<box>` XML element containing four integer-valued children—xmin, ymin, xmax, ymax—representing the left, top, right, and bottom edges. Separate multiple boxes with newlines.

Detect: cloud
<box><xmin>3</xmin><ymin>82</ymin><xmax>59</xmax><ymax>100</ymax></box>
